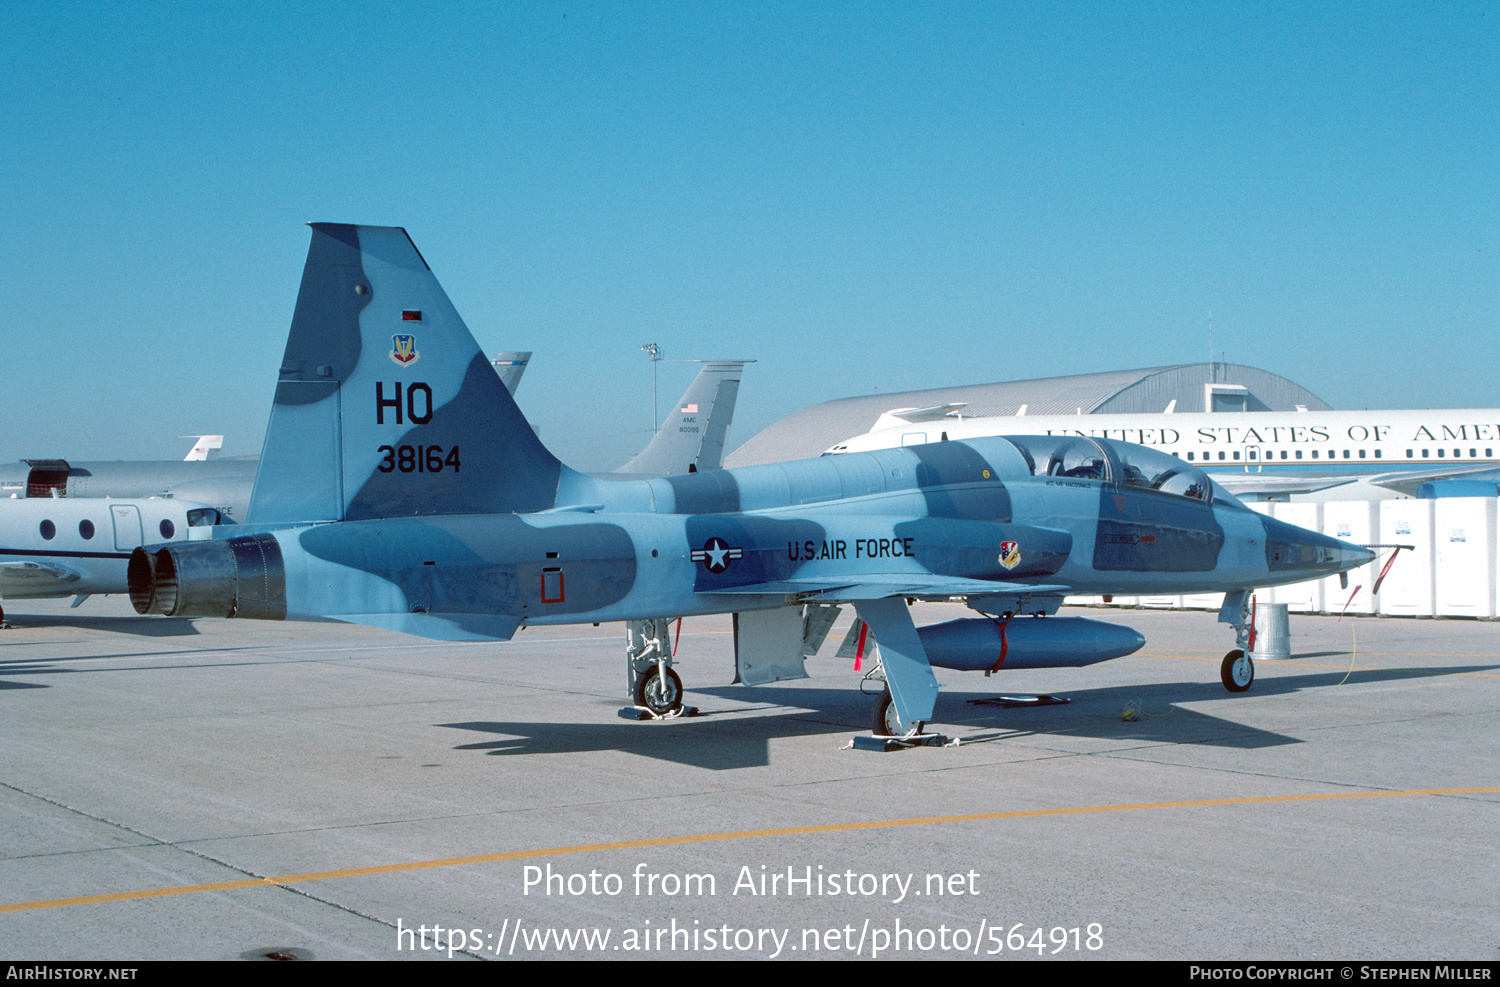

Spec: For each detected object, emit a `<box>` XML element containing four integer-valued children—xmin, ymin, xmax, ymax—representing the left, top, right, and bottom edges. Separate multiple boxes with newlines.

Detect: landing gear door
<box><xmin>733</xmin><ymin>607</ymin><xmax>809</xmax><ymax>686</ymax></box>
<box><xmin>111</xmin><ymin>505</ymin><xmax>143</xmax><ymax>551</ymax></box>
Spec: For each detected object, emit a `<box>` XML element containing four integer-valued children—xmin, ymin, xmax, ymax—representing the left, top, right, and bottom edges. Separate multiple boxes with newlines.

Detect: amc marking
<box><xmin>378</xmin><ymin>445</ymin><xmax>462</xmax><ymax>473</ymax></box>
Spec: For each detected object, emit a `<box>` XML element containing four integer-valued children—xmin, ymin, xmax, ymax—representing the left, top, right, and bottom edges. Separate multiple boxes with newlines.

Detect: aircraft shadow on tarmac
<box><xmin>934</xmin><ymin>662</ymin><xmax>1500</xmax><ymax>750</ymax></box>
<box><xmin>0</xmin><ymin>613</ymin><xmax>204</xmax><ymax>690</ymax></box>
<box><xmin>441</xmin><ymin>689</ymin><xmax>868</xmax><ymax>770</ymax></box>
<box><xmin>0</xmin><ymin>644</ymin><xmax>282</xmax><ymax>694</ymax></box>
<box><xmin>438</xmin><ymin>661</ymin><xmax>1497</xmax><ymax>768</ymax></box>
<box><xmin>0</xmin><ymin>612</ymin><xmax>203</xmax><ymax>638</ymax></box>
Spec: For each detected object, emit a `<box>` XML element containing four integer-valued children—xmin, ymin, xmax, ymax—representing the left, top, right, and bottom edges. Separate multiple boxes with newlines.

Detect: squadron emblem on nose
<box><xmin>691</xmin><ymin>537</ymin><xmax>742</xmax><ymax>573</ymax></box>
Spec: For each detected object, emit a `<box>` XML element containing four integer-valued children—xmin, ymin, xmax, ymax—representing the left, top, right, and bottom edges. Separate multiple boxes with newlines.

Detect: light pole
<box><xmin>640</xmin><ymin>343</ymin><xmax>663</xmax><ymax>433</ymax></box>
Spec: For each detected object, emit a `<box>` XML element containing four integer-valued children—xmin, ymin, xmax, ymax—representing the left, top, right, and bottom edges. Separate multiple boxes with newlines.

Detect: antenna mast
<box><xmin>1208</xmin><ymin>311</ymin><xmax>1215</xmax><ymax>383</ymax></box>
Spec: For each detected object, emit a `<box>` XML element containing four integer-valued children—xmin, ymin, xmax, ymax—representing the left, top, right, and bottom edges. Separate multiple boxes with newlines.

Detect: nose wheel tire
<box><xmin>634</xmin><ymin>665</ymin><xmax>684</xmax><ymax>716</ymax></box>
<box><xmin>1221</xmin><ymin>649</ymin><xmax>1254</xmax><ymax>692</ymax></box>
<box><xmin>871</xmin><ymin>689</ymin><xmax>924</xmax><ymax>737</ymax></box>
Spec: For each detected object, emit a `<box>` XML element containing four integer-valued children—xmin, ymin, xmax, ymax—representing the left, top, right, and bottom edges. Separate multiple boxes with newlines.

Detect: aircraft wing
<box><xmin>1366</xmin><ymin>465</ymin><xmax>1500</xmax><ymax>497</ymax></box>
<box><xmin>324</xmin><ymin>611</ymin><xmax>523</xmax><ymax>642</ymax></box>
<box><xmin>699</xmin><ymin>574</ymin><xmax>1069</xmax><ymax>601</ymax></box>
<box><xmin>871</xmin><ymin>403</ymin><xmax>968</xmax><ymax>429</ymax></box>
<box><xmin>1211</xmin><ymin>474</ymin><xmax>1357</xmax><ymax>497</ymax></box>
<box><xmin>0</xmin><ymin>560</ymin><xmax>84</xmax><ymax>593</ymax></box>
<box><xmin>1214</xmin><ymin>464</ymin><xmax>1500</xmax><ymax>500</ymax></box>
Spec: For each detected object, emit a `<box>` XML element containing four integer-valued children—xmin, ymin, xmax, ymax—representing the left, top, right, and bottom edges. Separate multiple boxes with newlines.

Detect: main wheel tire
<box><xmin>871</xmin><ymin>689</ymin><xmax>923</xmax><ymax>737</ymax></box>
<box><xmin>634</xmin><ymin>665</ymin><xmax>683</xmax><ymax>716</ymax></box>
<box><xmin>1221</xmin><ymin>649</ymin><xmax>1254</xmax><ymax>692</ymax></box>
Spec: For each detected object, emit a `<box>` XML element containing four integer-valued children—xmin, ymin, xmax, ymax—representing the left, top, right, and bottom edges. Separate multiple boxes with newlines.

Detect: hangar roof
<box><xmin>725</xmin><ymin>363</ymin><xmax>1332</xmax><ymax>467</ymax></box>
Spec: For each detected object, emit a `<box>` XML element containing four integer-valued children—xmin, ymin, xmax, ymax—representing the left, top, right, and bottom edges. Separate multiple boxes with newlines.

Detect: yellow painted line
<box><xmin>4</xmin><ymin>786</ymin><xmax>1497</xmax><ymax>915</ymax></box>
<box><xmin>1152</xmin><ymin>647</ymin><xmax>1500</xmax><ymax>660</ymax></box>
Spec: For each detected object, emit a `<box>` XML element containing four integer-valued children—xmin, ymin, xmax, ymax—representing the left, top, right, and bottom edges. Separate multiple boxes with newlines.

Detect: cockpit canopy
<box><xmin>1002</xmin><ymin>435</ymin><xmax>1213</xmax><ymax>503</ymax></box>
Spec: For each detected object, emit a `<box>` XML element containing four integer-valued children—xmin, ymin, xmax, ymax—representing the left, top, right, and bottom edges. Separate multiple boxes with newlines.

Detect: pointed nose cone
<box><xmin>1342</xmin><ymin>541</ymin><xmax>1378</xmax><ymax>571</ymax></box>
<box><xmin>1261</xmin><ymin>515</ymin><xmax>1374</xmax><ymax>578</ymax></box>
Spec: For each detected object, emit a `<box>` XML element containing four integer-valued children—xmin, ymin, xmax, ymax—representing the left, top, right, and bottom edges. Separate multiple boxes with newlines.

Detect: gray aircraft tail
<box><xmin>613</xmin><ymin>360</ymin><xmax>750</xmax><ymax>476</ymax></box>
<box><xmin>247</xmin><ymin>224</ymin><xmax>565</xmax><ymax>523</ymax></box>
<box><xmin>491</xmin><ymin>351</ymin><xmax>531</xmax><ymax>395</ymax></box>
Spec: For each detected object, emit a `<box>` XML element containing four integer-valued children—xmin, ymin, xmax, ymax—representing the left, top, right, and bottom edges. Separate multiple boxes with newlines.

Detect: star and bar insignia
<box><xmin>691</xmin><ymin>537</ymin><xmax>742</xmax><ymax>573</ymax></box>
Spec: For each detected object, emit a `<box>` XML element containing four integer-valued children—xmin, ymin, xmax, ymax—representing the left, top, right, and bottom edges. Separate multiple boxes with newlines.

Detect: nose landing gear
<box><xmin>1218</xmin><ymin>590</ymin><xmax>1256</xmax><ymax>693</ymax></box>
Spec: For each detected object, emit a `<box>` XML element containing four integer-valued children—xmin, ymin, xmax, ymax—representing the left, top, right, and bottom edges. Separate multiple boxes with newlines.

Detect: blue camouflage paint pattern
<box><xmin>128</xmin><ymin>224</ymin><xmax>1378</xmax><ymax>733</ymax></box>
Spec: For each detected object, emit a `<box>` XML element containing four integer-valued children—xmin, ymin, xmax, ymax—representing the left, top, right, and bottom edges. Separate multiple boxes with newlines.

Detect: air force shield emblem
<box><xmin>390</xmin><ymin>334</ymin><xmax>420</xmax><ymax>366</ymax></box>
<box><xmin>999</xmin><ymin>540</ymin><xmax>1021</xmax><ymax>570</ymax></box>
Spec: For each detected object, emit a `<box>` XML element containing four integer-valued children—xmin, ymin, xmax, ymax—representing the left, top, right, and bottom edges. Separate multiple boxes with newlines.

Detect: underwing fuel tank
<box><xmin>916</xmin><ymin>616</ymin><xmax>1146</xmax><ymax>672</ymax></box>
<box><xmin>128</xmin><ymin>534</ymin><xmax>286</xmax><ymax>619</ymax></box>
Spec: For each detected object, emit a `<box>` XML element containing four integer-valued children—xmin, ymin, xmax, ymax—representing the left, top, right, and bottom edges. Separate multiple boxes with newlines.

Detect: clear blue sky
<box><xmin>5</xmin><ymin>1</ymin><xmax>1494</xmax><ymax>471</ymax></box>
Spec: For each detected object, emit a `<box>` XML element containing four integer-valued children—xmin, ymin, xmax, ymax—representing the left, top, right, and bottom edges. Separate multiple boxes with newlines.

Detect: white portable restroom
<box><xmin>1376</xmin><ymin>500</ymin><xmax>1436</xmax><ymax>617</ymax></box>
<box><xmin>1433</xmin><ymin>497</ymin><xmax>1497</xmax><ymax>618</ymax></box>
<box><xmin>1180</xmin><ymin>591</ymin><xmax>1227</xmax><ymax>611</ymax></box>
<box><xmin>1321</xmin><ymin>500</ymin><xmax>1380</xmax><ymax>615</ymax></box>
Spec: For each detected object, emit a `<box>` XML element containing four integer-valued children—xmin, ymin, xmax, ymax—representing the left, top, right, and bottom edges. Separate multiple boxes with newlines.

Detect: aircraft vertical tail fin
<box><xmin>613</xmin><ymin>360</ymin><xmax>749</xmax><ymax>476</ymax></box>
<box><xmin>247</xmin><ymin>224</ymin><xmax>565</xmax><ymax>524</ymax></box>
<box><xmin>182</xmin><ymin>436</ymin><xmax>223</xmax><ymax>461</ymax></box>
<box><xmin>491</xmin><ymin>351</ymin><xmax>532</xmax><ymax>395</ymax></box>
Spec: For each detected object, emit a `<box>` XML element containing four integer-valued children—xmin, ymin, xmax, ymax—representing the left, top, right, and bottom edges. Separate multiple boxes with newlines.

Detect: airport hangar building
<box><xmin>724</xmin><ymin>362</ymin><xmax>1329</xmax><ymax>467</ymax></box>
<box><xmin>723</xmin><ymin>363</ymin><xmax>1498</xmax><ymax>621</ymax></box>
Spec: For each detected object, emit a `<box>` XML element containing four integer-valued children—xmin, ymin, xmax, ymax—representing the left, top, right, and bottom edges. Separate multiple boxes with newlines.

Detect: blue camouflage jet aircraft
<box><xmin>128</xmin><ymin>224</ymin><xmax>1376</xmax><ymax>737</ymax></box>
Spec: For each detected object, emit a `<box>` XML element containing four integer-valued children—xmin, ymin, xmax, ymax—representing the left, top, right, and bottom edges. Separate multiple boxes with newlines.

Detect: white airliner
<box><xmin>825</xmin><ymin>407</ymin><xmax>1500</xmax><ymax>498</ymax></box>
<box><xmin>0</xmin><ymin>498</ymin><xmax>222</xmax><ymax>622</ymax></box>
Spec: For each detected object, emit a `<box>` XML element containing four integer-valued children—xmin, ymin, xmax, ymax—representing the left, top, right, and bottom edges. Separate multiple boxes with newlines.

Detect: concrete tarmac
<box><xmin>1</xmin><ymin>596</ymin><xmax>1497</xmax><ymax>961</ymax></box>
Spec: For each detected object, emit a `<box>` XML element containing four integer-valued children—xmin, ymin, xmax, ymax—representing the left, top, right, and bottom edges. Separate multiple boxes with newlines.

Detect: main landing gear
<box><xmin>634</xmin><ymin>664</ymin><xmax>684</xmax><ymax>717</ymax></box>
<box><xmin>853</xmin><ymin>683</ymin><xmax>946</xmax><ymax>751</ymax></box>
<box><xmin>870</xmin><ymin>687</ymin><xmax>925</xmax><ymax>738</ymax></box>
<box><xmin>625</xmin><ymin>618</ymin><xmax>692</xmax><ymax>718</ymax></box>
